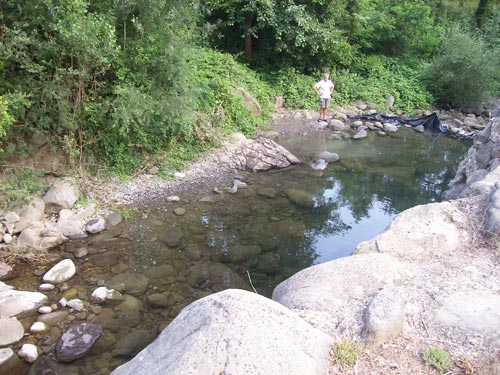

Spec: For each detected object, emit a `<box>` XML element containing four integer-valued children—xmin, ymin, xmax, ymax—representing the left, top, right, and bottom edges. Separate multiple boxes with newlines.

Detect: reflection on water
<box><xmin>13</xmin><ymin>127</ymin><xmax>470</xmax><ymax>373</ymax></box>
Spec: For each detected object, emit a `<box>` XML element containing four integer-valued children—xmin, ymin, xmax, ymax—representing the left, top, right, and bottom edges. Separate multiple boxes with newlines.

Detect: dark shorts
<box><xmin>319</xmin><ymin>98</ymin><xmax>330</xmax><ymax>109</ymax></box>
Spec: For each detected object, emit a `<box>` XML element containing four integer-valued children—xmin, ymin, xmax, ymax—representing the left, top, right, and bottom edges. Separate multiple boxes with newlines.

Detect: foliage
<box><xmin>264</xmin><ymin>68</ymin><xmax>318</xmax><ymax>109</ymax></box>
<box><xmin>332</xmin><ymin>56</ymin><xmax>433</xmax><ymax>112</ymax></box>
<box><xmin>203</xmin><ymin>0</ymin><xmax>353</xmax><ymax>72</ymax></box>
<box><xmin>0</xmin><ymin>168</ymin><xmax>47</xmax><ymax>211</ymax></box>
<box><xmin>189</xmin><ymin>48</ymin><xmax>274</xmax><ymax>136</ymax></box>
<box><xmin>0</xmin><ymin>96</ymin><xmax>14</xmax><ymax>154</ymax></box>
<box><xmin>423</xmin><ymin>347</ymin><xmax>453</xmax><ymax>373</ymax></box>
<box><xmin>425</xmin><ymin>25</ymin><xmax>499</xmax><ymax>112</ymax></box>
<box><xmin>330</xmin><ymin>339</ymin><xmax>361</xmax><ymax>367</ymax></box>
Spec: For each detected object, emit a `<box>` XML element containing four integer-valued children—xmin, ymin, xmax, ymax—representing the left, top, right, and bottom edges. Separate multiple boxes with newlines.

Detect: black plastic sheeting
<box><xmin>348</xmin><ymin>112</ymin><xmax>444</xmax><ymax>132</ymax></box>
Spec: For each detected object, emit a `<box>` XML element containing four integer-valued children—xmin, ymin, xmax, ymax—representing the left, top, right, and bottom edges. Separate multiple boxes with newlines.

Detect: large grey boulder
<box><xmin>361</xmin><ymin>286</ymin><xmax>406</xmax><ymax>345</ymax></box>
<box><xmin>484</xmin><ymin>182</ymin><xmax>500</xmax><ymax>237</ymax></box>
<box><xmin>110</xmin><ymin>289</ymin><xmax>333</xmax><ymax>375</ymax></box>
<box><xmin>42</xmin><ymin>180</ymin><xmax>79</xmax><ymax>214</ymax></box>
<box><xmin>235</xmin><ymin>87</ymin><xmax>262</xmax><ymax>116</ymax></box>
<box><xmin>221</xmin><ymin>135</ymin><xmax>301</xmax><ymax>172</ymax></box>
<box><xmin>14</xmin><ymin>198</ymin><xmax>45</xmax><ymax>233</ymax></box>
<box><xmin>272</xmin><ymin>253</ymin><xmax>408</xmax><ymax>337</ymax></box>
<box><xmin>354</xmin><ymin>202</ymin><xmax>468</xmax><ymax>261</ymax></box>
<box><xmin>17</xmin><ymin>221</ymin><xmax>67</xmax><ymax>251</ymax></box>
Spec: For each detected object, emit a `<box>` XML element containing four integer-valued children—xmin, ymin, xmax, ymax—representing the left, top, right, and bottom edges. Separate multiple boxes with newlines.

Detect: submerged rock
<box><xmin>56</xmin><ymin>322</ymin><xmax>103</xmax><ymax>362</ymax></box>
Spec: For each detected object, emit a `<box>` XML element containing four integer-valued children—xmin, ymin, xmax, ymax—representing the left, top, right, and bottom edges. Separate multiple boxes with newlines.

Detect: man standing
<box><xmin>313</xmin><ymin>73</ymin><xmax>335</xmax><ymax>122</ymax></box>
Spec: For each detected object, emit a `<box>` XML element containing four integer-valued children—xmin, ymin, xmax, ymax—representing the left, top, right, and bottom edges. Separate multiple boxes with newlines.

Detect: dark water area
<box><xmin>10</xmin><ymin>126</ymin><xmax>470</xmax><ymax>374</ymax></box>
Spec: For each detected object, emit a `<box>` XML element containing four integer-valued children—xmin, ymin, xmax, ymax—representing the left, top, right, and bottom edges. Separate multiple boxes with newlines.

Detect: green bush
<box><xmin>189</xmin><ymin>48</ymin><xmax>274</xmax><ymax>136</ymax></box>
<box><xmin>425</xmin><ymin>25</ymin><xmax>499</xmax><ymax>112</ymax></box>
<box><xmin>423</xmin><ymin>346</ymin><xmax>452</xmax><ymax>373</ymax></box>
<box><xmin>332</xmin><ymin>55</ymin><xmax>433</xmax><ymax>112</ymax></box>
<box><xmin>330</xmin><ymin>339</ymin><xmax>361</xmax><ymax>367</ymax></box>
<box><xmin>263</xmin><ymin>68</ymin><xmax>318</xmax><ymax>109</ymax></box>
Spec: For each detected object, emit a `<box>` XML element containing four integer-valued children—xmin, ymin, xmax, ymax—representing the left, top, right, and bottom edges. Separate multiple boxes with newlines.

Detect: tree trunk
<box><xmin>475</xmin><ymin>0</ymin><xmax>489</xmax><ymax>29</ymax></box>
<box><xmin>244</xmin><ymin>16</ymin><xmax>253</xmax><ymax>63</ymax></box>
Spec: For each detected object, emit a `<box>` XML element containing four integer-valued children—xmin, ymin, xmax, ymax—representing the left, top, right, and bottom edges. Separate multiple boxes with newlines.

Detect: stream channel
<box><xmin>12</xmin><ymin>126</ymin><xmax>470</xmax><ymax>374</ymax></box>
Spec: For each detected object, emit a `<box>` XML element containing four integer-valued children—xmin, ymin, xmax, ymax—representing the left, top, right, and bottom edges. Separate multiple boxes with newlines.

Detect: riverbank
<box><xmin>1</xmin><ymin>106</ymin><xmax>499</xmax><ymax>375</ymax></box>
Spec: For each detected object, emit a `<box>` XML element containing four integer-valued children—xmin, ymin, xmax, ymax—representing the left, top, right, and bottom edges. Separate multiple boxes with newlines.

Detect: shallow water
<box><xmin>11</xmin><ymin>126</ymin><xmax>470</xmax><ymax>374</ymax></box>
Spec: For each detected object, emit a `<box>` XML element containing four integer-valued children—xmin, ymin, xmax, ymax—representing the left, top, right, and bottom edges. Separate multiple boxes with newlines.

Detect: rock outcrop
<box><xmin>110</xmin><ymin>289</ymin><xmax>333</xmax><ymax>375</ymax></box>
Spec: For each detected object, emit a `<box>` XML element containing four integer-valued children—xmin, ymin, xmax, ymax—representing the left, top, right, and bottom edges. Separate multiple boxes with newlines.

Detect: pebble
<box><xmin>167</xmin><ymin>195</ymin><xmax>181</xmax><ymax>202</ymax></box>
<box><xmin>30</xmin><ymin>321</ymin><xmax>49</xmax><ymax>334</ymax></box>
<box><xmin>67</xmin><ymin>299</ymin><xmax>84</xmax><ymax>311</ymax></box>
<box><xmin>38</xmin><ymin>306</ymin><xmax>53</xmax><ymax>314</ymax></box>
<box><xmin>18</xmin><ymin>344</ymin><xmax>38</xmax><ymax>363</ymax></box>
<box><xmin>39</xmin><ymin>283</ymin><xmax>56</xmax><ymax>291</ymax></box>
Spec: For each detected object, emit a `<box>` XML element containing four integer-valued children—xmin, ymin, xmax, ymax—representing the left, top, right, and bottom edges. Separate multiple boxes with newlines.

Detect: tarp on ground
<box><xmin>348</xmin><ymin>113</ymin><xmax>444</xmax><ymax>132</ymax></box>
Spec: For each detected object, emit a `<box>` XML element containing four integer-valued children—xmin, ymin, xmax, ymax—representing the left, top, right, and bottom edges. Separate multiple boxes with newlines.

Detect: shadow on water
<box><xmin>13</xmin><ymin>126</ymin><xmax>471</xmax><ymax>373</ymax></box>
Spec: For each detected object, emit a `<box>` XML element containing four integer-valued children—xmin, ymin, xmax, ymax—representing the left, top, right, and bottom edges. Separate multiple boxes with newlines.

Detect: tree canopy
<box><xmin>0</xmin><ymin>0</ymin><xmax>498</xmax><ymax>178</ymax></box>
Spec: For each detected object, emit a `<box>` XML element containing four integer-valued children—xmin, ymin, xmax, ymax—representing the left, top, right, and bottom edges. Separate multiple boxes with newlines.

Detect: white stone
<box><xmin>66</xmin><ymin>299</ymin><xmax>84</xmax><ymax>311</ymax></box>
<box><xmin>166</xmin><ymin>196</ymin><xmax>180</xmax><ymax>202</ymax></box>
<box><xmin>0</xmin><ymin>317</ymin><xmax>25</xmax><ymax>346</ymax></box>
<box><xmin>2</xmin><ymin>233</ymin><xmax>13</xmax><ymax>244</ymax></box>
<box><xmin>39</xmin><ymin>283</ymin><xmax>56</xmax><ymax>291</ymax></box>
<box><xmin>0</xmin><ymin>289</ymin><xmax>49</xmax><ymax>318</ymax></box>
<box><xmin>18</xmin><ymin>344</ymin><xmax>38</xmax><ymax>363</ymax></box>
<box><xmin>85</xmin><ymin>218</ymin><xmax>106</xmax><ymax>234</ymax></box>
<box><xmin>38</xmin><ymin>306</ymin><xmax>53</xmax><ymax>314</ymax></box>
<box><xmin>30</xmin><ymin>321</ymin><xmax>49</xmax><ymax>334</ymax></box>
<box><xmin>43</xmin><ymin>259</ymin><xmax>76</xmax><ymax>284</ymax></box>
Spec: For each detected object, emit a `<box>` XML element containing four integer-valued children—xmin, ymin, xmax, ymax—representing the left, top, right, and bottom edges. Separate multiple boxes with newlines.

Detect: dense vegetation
<box><xmin>0</xmin><ymin>0</ymin><xmax>499</xmax><ymax>207</ymax></box>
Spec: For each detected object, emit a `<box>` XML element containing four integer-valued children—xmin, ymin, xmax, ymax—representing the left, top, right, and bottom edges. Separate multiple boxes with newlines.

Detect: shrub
<box><xmin>330</xmin><ymin>339</ymin><xmax>361</xmax><ymax>367</ymax></box>
<box><xmin>425</xmin><ymin>25</ymin><xmax>499</xmax><ymax>112</ymax></box>
<box><xmin>423</xmin><ymin>346</ymin><xmax>452</xmax><ymax>373</ymax></box>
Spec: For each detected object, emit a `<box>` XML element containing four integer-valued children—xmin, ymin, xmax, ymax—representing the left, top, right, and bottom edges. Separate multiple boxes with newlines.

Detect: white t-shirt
<box><xmin>315</xmin><ymin>79</ymin><xmax>334</xmax><ymax>99</ymax></box>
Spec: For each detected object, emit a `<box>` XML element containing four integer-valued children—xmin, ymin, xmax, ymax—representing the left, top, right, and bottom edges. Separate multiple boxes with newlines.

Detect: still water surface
<box><xmin>13</xmin><ymin>126</ymin><xmax>471</xmax><ymax>373</ymax></box>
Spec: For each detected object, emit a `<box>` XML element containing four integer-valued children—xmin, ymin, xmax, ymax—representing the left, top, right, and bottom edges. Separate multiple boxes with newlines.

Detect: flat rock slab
<box><xmin>110</xmin><ymin>289</ymin><xmax>333</xmax><ymax>375</ymax></box>
<box><xmin>434</xmin><ymin>290</ymin><xmax>500</xmax><ymax>346</ymax></box>
<box><xmin>0</xmin><ymin>288</ymin><xmax>49</xmax><ymax>318</ymax></box>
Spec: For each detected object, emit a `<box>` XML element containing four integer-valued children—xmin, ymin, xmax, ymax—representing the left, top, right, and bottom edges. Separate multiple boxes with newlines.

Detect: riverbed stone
<box><xmin>56</xmin><ymin>322</ymin><xmax>103</xmax><ymax>363</ymax></box>
<box><xmin>17</xmin><ymin>223</ymin><xmax>67</xmax><ymax>251</ymax></box>
<box><xmin>112</xmin><ymin>330</ymin><xmax>155</xmax><ymax>358</ymax></box>
<box><xmin>143</xmin><ymin>264</ymin><xmax>176</xmax><ymax>279</ymax></box>
<box><xmin>91</xmin><ymin>309</ymin><xmax>121</xmax><ymax>332</ymax></box>
<box><xmin>116</xmin><ymin>295</ymin><xmax>143</xmax><ymax>327</ymax></box>
<box><xmin>37</xmin><ymin>310</ymin><xmax>69</xmax><ymax>326</ymax></box>
<box><xmin>109</xmin><ymin>272</ymin><xmax>149</xmax><ymax>295</ymax></box>
<box><xmin>43</xmin><ymin>259</ymin><xmax>76</xmax><ymax>284</ymax></box>
<box><xmin>158</xmin><ymin>227</ymin><xmax>184</xmax><ymax>248</ymax></box>
<box><xmin>18</xmin><ymin>344</ymin><xmax>38</xmax><ymax>363</ymax></box>
<box><xmin>0</xmin><ymin>285</ymin><xmax>49</xmax><ymax>318</ymax></box>
<box><xmin>110</xmin><ymin>289</ymin><xmax>333</xmax><ymax>375</ymax></box>
<box><xmin>89</xmin><ymin>251</ymin><xmax>120</xmax><ymax>268</ymax></box>
<box><xmin>316</xmin><ymin>151</ymin><xmax>339</xmax><ymax>162</ymax></box>
<box><xmin>30</xmin><ymin>321</ymin><xmax>49</xmax><ymax>334</ymax></box>
<box><xmin>0</xmin><ymin>317</ymin><xmax>24</xmax><ymax>346</ymax></box>
<box><xmin>0</xmin><ymin>348</ymin><xmax>26</xmax><ymax>375</ymax></box>
<box><xmin>91</xmin><ymin>287</ymin><xmax>124</xmax><ymax>304</ymax></box>
<box><xmin>187</xmin><ymin>262</ymin><xmax>249</xmax><ymax>291</ymax></box>
<box><xmin>353</xmin><ymin>126</ymin><xmax>368</xmax><ymax>139</ymax></box>
<box><xmin>56</xmin><ymin>220</ymin><xmax>87</xmax><ymax>240</ymax></box>
<box><xmin>361</xmin><ymin>286</ymin><xmax>406</xmax><ymax>345</ymax></box>
<box><xmin>28</xmin><ymin>356</ymin><xmax>79</xmax><ymax>375</ymax></box>
<box><xmin>105</xmin><ymin>213</ymin><xmax>123</xmax><ymax>229</ymax></box>
<box><xmin>85</xmin><ymin>218</ymin><xmax>106</xmax><ymax>234</ymax></box>
<box><xmin>285</xmin><ymin>188</ymin><xmax>315</xmax><ymax>208</ymax></box>
<box><xmin>42</xmin><ymin>180</ymin><xmax>78</xmax><ymax>214</ymax></box>
<box><xmin>220</xmin><ymin>244</ymin><xmax>262</xmax><ymax>264</ymax></box>
<box><xmin>0</xmin><ymin>262</ymin><xmax>18</xmax><ymax>281</ymax></box>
